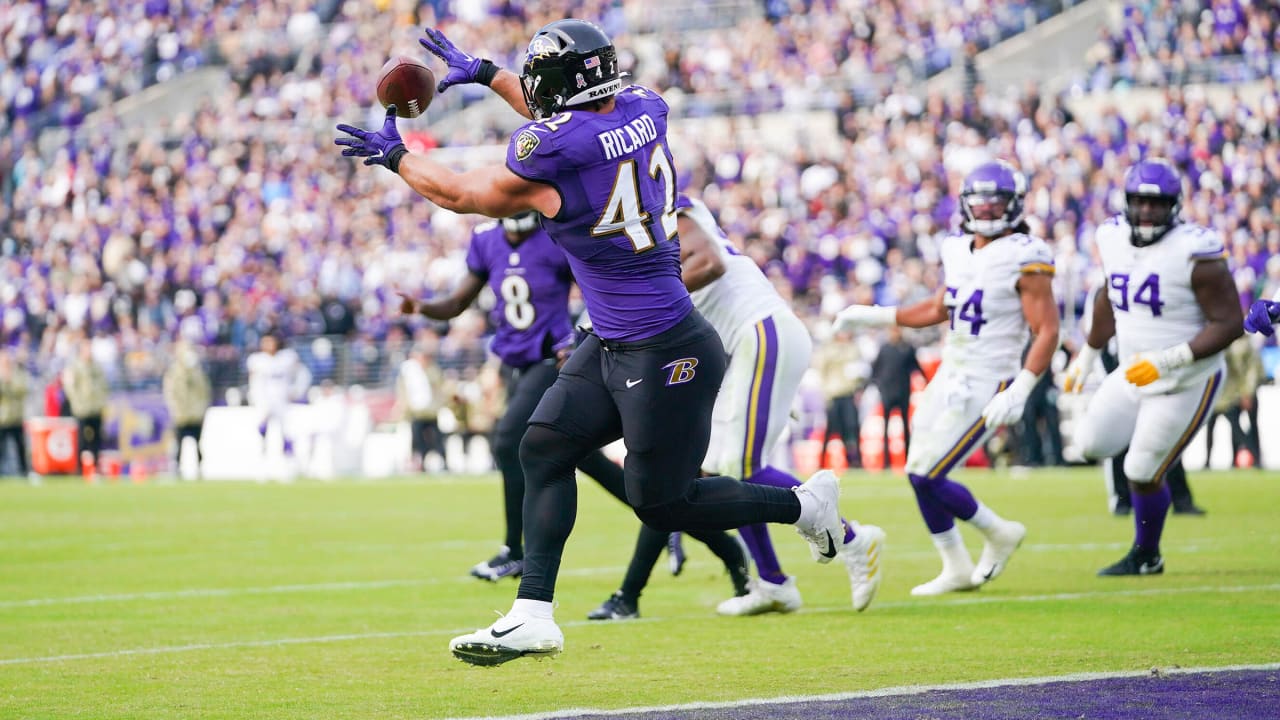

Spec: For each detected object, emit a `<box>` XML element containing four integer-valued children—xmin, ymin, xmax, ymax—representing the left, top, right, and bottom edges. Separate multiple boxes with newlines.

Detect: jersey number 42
<box><xmin>591</xmin><ymin>143</ymin><xmax>678</xmax><ymax>253</ymax></box>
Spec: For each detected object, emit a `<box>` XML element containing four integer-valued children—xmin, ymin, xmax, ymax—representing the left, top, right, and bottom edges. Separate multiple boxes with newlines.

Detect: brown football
<box><xmin>376</xmin><ymin>56</ymin><xmax>436</xmax><ymax>118</ymax></box>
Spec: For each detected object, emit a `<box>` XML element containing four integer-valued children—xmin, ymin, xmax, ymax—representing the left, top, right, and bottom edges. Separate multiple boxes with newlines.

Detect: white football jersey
<box><xmin>247</xmin><ymin>348</ymin><xmax>307</xmax><ymax>409</ymax></box>
<box><xmin>680</xmin><ymin>198</ymin><xmax>793</xmax><ymax>351</ymax></box>
<box><xmin>1094</xmin><ymin>216</ymin><xmax>1227</xmax><ymax>389</ymax></box>
<box><xmin>938</xmin><ymin>232</ymin><xmax>1055</xmax><ymax>381</ymax></box>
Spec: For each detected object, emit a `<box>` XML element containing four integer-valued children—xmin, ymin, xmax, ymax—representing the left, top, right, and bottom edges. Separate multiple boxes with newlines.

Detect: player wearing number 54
<box><xmin>1060</xmin><ymin>159</ymin><xmax>1241</xmax><ymax>578</ymax></box>
<box><xmin>342</xmin><ymin>19</ymin><xmax>864</xmax><ymax>667</ymax></box>
<box><xmin>832</xmin><ymin>160</ymin><xmax>1059</xmax><ymax>597</ymax></box>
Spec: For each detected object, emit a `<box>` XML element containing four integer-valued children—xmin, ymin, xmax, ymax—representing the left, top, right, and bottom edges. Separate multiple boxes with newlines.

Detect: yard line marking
<box><xmin>436</xmin><ymin>662</ymin><xmax>1280</xmax><ymax>720</ymax></box>
<box><xmin>2</xmin><ymin>583</ymin><xmax>1278</xmax><ymax>666</ymax></box>
<box><xmin>0</xmin><ymin>566</ymin><xmax>622</xmax><ymax>609</ymax></box>
<box><xmin>0</xmin><ymin>580</ymin><xmax>429</xmax><ymax>608</ymax></box>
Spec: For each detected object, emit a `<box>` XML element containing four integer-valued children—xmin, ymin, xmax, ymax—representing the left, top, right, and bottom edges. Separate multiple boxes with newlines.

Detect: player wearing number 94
<box><xmin>833</xmin><ymin>160</ymin><xmax>1059</xmax><ymax>596</ymax></box>
<box><xmin>340</xmin><ymin>19</ymin><xmax>858</xmax><ymax>667</ymax></box>
<box><xmin>1061</xmin><ymin>159</ymin><xmax>1241</xmax><ymax>577</ymax></box>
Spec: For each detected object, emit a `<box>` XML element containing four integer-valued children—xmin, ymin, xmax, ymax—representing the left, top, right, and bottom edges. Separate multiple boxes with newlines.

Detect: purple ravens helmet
<box><xmin>520</xmin><ymin>19</ymin><xmax>622</xmax><ymax>120</ymax></box>
<box><xmin>960</xmin><ymin>160</ymin><xmax>1028</xmax><ymax>237</ymax></box>
<box><xmin>1123</xmin><ymin>158</ymin><xmax>1182</xmax><ymax>246</ymax></box>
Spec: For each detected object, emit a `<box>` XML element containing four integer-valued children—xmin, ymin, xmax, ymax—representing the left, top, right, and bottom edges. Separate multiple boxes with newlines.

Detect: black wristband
<box><xmin>476</xmin><ymin>59</ymin><xmax>499</xmax><ymax>87</ymax></box>
<box><xmin>385</xmin><ymin>144</ymin><xmax>408</xmax><ymax>174</ymax></box>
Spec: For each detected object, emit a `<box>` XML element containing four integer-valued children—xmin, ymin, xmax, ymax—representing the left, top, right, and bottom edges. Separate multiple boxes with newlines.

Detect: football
<box><xmin>376</xmin><ymin>56</ymin><xmax>436</xmax><ymax>118</ymax></box>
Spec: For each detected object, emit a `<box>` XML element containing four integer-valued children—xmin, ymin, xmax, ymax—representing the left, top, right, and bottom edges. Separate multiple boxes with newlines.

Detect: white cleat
<box><xmin>716</xmin><ymin>576</ymin><xmax>803</xmax><ymax>616</ymax></box>
<box><xmin>448</xmin><ymin>612</ymin><xmax>563</xmax><ymax>667</ymax></box>
<box><xmin>840</xmin><ymin>524</ymin><xmax>885</xmax><ymax>611</ymax></box>
<box><xmin>971</xmin><ymin>520</ymin><xmax>1027</xmax><ymax>587</ymax></box>
<box><xmin>793</xmin><ymin>470</ymin><xmax>843</xmax><ymax>564</ymax></box>
<box><xmin>910</xmin><ymin>569</ymin><xmax>980</xmax><ymax>596</ymax></box>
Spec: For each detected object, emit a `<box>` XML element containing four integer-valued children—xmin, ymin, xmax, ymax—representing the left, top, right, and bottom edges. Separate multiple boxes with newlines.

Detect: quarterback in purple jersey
<box><xmin>398</xmin><ymin>211</ymin><xmax>628</xmax><ymax>583</ymax></box>
<box><xmin>337</xmin><ymin>19</ymin><xmax>849</xmax><ymax>667</ymax></box>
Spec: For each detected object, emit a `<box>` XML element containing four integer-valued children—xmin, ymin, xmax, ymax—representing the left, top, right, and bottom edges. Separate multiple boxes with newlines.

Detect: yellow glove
<box><xmin>1124</xmin><ymin>343</ymin><xmax>1194</xmax><ymax>387</ymax></box>
<box><xmin>1061</xmin><ymin>344</ymin><xmax>1100</xmax><ymax>394</ymax></box>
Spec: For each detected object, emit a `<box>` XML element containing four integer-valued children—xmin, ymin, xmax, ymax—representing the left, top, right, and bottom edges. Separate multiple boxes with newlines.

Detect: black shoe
<box><xmin>1112</xmin><ymin>500</ymin><xmax>1132</xmax><ymax>516</ymax></box>
<box><xmin>1172</xmin><ymin>503</ymin><xmax>1207</xmax><ymax>516</ymax></box>
<box><xmin>1098</xmin><ymin>546</ymin><xmax>1164</xmax><ymax>576</ymax></box>
<box><xmin>586</xmin><ymin>591</ymin><xmax>639</xmax><ymax>621</ymax></box>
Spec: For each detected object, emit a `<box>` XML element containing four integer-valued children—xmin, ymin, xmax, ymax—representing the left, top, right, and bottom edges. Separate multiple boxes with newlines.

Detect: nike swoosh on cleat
<box><xmin>820</xmin><ymin>532</ymin><xmax>838</xmax><ymax>559</ymax></box>
<box><xmin>490</xmin><ymin>623</ymin><xmax>524</xmax><ymax>638</ymax></box>
<box><xmin>983</xmin><ymin>566</ymin><xmax>996</xmax><ymax>580</ymax></box>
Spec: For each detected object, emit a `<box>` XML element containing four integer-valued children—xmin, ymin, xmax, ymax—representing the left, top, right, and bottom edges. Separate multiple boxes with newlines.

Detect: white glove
<box><xmin>832</xmin><ymin>305</ymin><xmax>897</xmax><ymax>333</ymax></box>
<box><xmin>1061</xmin><ymin>344</ymin><xmax>1101</xmax><ymax>394</ymax></box>
<box><xmin>981</xmin><ymin>369</ymin><xmax>1038</xmax><ymax>427</ymax></box>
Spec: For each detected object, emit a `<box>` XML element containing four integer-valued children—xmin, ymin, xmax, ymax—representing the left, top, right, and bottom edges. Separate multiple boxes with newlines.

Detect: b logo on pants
<box><xmin>663</xmin><ymin>358</ymin><xmax>698</xmax><ymax>386</ymax></box>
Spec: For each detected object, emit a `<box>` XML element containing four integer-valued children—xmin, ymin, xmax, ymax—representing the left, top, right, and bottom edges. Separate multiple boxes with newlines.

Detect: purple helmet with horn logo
<box><xmin>959</xmin><ymin>160</ymin><xmax>1027</xmax><ymax>237</ymax></box>
<box><xmin>1123</xmin><ymin>158</ymin><xmax>1182</xmax><ymax>246</ymax></box>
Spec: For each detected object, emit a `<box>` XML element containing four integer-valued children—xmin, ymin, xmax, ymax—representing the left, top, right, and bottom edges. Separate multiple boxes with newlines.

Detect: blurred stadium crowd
<box><xmin>1</xmin><ymin>0</ymin><xmax>1277</xmax><ymax>470</ymax></box>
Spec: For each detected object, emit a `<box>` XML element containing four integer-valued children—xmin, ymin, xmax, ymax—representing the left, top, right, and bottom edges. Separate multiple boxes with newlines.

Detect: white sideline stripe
<box><xmin>0</xmin><ymin>539</ymin><xmax>1244</xmax><ymax>609</ymax></box>
<box><xmin>438</xmin><ymin>662</ymin><xmax>1280</xmax><ymax>720</ymax></box>
<box><xmin>2</xmin><ymin>583</ymin><xmax>1278</xmax><ymax>667</ymax></box>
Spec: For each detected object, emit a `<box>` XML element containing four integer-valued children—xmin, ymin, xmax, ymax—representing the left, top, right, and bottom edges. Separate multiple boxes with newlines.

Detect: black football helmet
<box><xmin>520</xmin><ymin>19</ymin><xmax>621</xmax><ymax>119</ymax></box>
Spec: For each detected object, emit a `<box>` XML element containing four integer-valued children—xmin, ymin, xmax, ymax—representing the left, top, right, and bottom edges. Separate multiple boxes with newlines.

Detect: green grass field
<box><xmin>2</xmin><ymin>467</ymin><xmax>1278</xmax><ymax>719</ymax></box>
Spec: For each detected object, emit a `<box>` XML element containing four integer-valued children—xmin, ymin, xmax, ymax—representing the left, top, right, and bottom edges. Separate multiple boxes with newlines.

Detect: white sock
<box><xmin>931</xmin><ymin>527</ymin><xmax>972</xmax><ymax>572</ymax></box>
<box><xmin>511</xmin><ymin>599</ymin><xmax>554</xmax><ymax>619</ymax></box>
<box><xmin>967</xmin><ymin>503</ymin><xmax>1002</xmax><ymax>533</ymax></box>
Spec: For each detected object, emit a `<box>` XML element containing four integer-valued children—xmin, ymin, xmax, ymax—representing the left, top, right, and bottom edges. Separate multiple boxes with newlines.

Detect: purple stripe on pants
<box><xmin>743</xmin><ymin>317</ymin><xmax>779</xmax><ymax>476</ymax></box>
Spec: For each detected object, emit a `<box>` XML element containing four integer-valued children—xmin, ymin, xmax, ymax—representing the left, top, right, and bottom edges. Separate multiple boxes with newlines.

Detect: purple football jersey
<box><xmin>465</xmin><ymin>221</ymin><xmax>574</xmax><ymax>368</ymax></box>
<box><xmin>505</xmin><ymin>85</ymin><xmax>691</xmax><ymax>342</ymax></box>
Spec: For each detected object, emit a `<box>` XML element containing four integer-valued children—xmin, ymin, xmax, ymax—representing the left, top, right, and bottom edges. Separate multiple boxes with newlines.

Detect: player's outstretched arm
<box><xmin>420</xmin><ymin>28</ymin><xmax>532</xmax><ymax>120</ymax></box>
<box><xmin>1125</xmin><ymin>259</ymin><xmax>1242</xmax><ymax>387</ymax></box>
<box><xmin>832</xmin><ymin>289</ymin><xmax>948</xmax><ymax>333</ymax></box>
<box><xmin>894</xmin><ymin>289</ymin><xmax>950</xmax><ymax>329</ymax></box>
<box><xmin>398</xmin><ymin>273</ymin><xmax>486</xmax><ymax>322</ymax></box>
<box><xmin>676</xmin><ymin>214</ymin><xmax>725</xmax><ymax>291</ymax></box>
<box><xmin>397</xmin><ymin>152</ymin><xmax>558</xmax><ymax>218</ymax></box>
<box><xmin>488</xmin><ymin>71</ymin><xmax>534</xmax><ymax>120</ymax></box>
<box><xmin>335</xmin><ymin>107</ymin><xmax>558</xmax><ymax>216</ymax></box>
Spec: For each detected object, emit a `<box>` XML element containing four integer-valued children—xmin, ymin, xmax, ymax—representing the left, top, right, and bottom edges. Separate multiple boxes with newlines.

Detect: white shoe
<box><xmin>449</xmin><ymin>612</ymin><xmax>563</xmax><ymax>666</ymax></box>
<box><xmin>841</xmin><ymin>524</ymin><xmax>885</xmax><ymax>611</ymax></box>
<box><xmin>793</xmin><ymin>470</ymin><xmax>843</xmax><ymax>564</ymax></box>
<box><xmin>970</xmin><ymin>520</ymin><xmax>1027</xmax><ymax>586</ymax></box>
<box><xmin>910</xmin><ymin>569</ymin><xmax>980</xmax><ymax>596</ymax></box>
<box><xmin>716</xmin><ymin>577</ymin><xmax>803</xmax><ymax>616</ymax></box>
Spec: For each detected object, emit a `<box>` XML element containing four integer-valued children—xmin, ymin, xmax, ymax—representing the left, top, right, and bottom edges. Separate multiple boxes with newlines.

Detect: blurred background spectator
<box><xmin>1</xmin><ymin>0</ymin><xmax>1277</xmax><ymax>470</ymax></box>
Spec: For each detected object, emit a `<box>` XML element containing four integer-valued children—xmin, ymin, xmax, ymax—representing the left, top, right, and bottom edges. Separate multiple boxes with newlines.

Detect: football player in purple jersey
<box><xmin>337</xmin><ymin>20</ymin><xmax>853</xmax><ymax>666</ymax></box>
<box><xmin>398</xmin><ymin>211</ymin><xmax>623</xmax><ymax>582</ymax></box>
<box><xmin>399</xmin><ymin>212</ymin><xmax>750</xmax><ymax>589</ymax></box>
